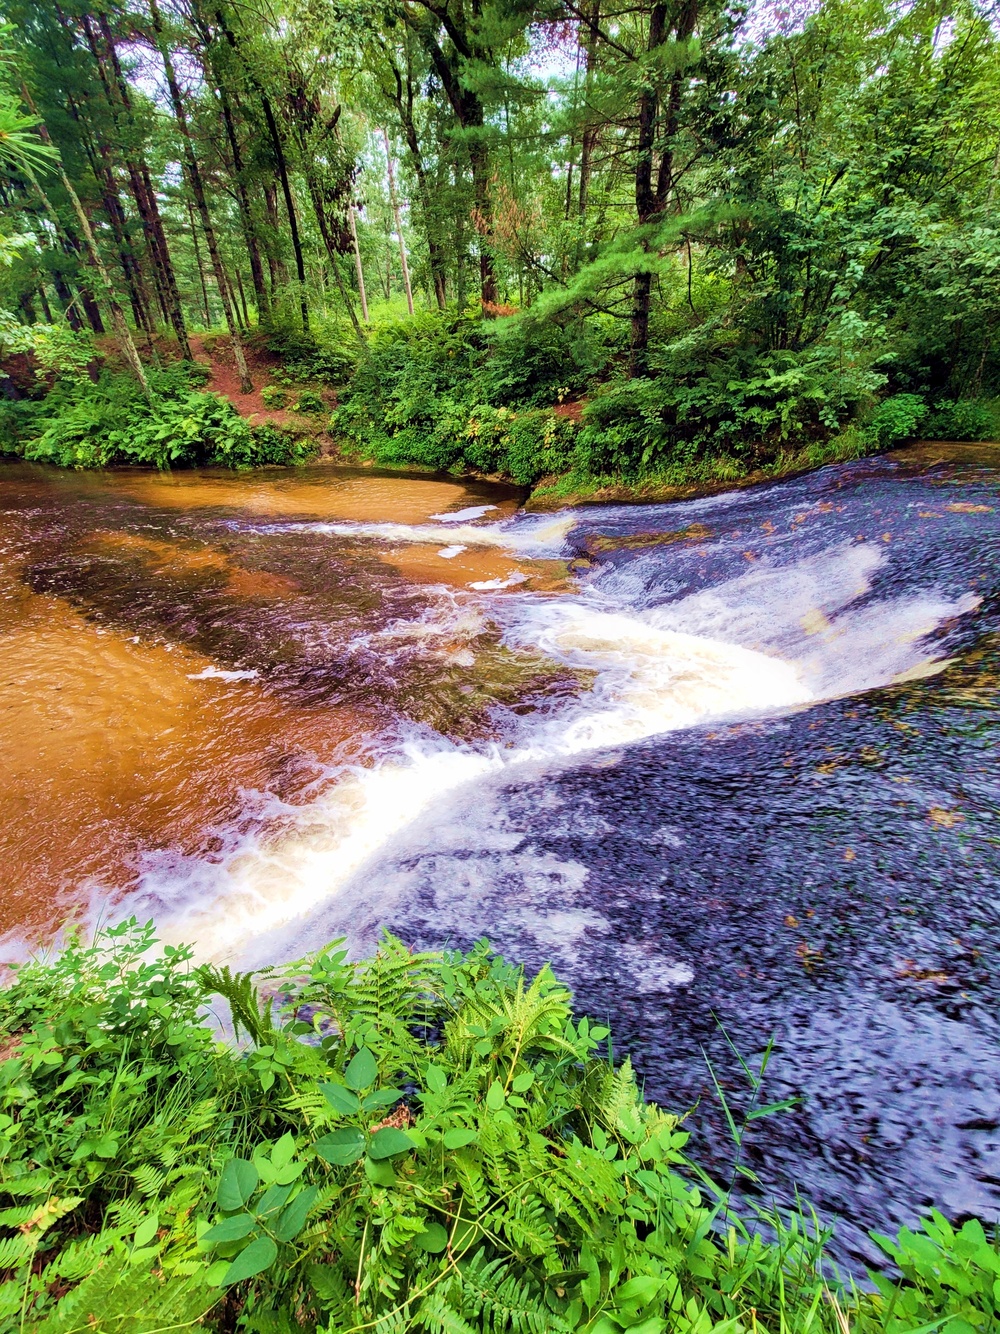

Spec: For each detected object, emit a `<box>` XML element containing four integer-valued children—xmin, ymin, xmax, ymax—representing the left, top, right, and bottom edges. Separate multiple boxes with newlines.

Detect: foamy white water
<box><xmin>117</xmin><ymin>509</ymin><xmax>972</xmax><ymax>963</ymax></box>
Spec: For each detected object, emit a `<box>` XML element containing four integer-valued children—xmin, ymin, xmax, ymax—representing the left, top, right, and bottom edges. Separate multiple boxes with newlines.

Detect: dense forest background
<box><xmin>1</xmin><ymin>0</ymin><xmax>999</xmax><ymax>485</ymax></box>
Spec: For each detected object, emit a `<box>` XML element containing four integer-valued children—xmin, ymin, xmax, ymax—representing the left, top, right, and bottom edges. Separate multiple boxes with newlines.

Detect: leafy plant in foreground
<box><xmin>0</xmin><ymin>922</ymin><xmax>997</xmax><ymax>1332</ymax></box>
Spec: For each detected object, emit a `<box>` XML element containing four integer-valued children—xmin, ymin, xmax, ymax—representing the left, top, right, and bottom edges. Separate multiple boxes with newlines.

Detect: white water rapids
<box><xmin>108</xmin><ymin>500</ymin><xmax>975</xmax><ymax>964</ymax></box>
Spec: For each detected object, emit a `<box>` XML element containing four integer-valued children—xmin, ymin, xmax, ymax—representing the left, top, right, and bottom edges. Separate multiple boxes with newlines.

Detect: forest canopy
<box><xmin>1</xmin><ymin>0</ymin><xmax>999</xmax><ymax>481</ymax></box>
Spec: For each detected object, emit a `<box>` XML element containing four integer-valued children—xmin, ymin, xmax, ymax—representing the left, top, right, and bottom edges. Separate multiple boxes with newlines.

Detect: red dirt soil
<box><xmin>188</xmin><ymin>334</ymin><xmax>334</xmax><ymax>432</ymax></box>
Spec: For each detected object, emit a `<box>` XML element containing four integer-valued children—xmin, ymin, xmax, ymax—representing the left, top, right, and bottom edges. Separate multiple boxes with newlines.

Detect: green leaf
<box><xmin>512</xmin><ymin>1071</ymin><xmax>534</xmax><ymax>1093</ymax></box>
<box><xmin>271</xmin><ymin>1132</ymin><xmax>296</xmax><ymax>1169</ymax></box>
<box><xmin>220</xmin><ymin>1234</ymin><xmax>278</xmax><ymax>1285</ymax></box>
<box><xmin>414</xmin><ymin>1221</ymin><xmax>448</xmax><ymax>1253</ymax></box>
<box><xmin>315</xmin><ymin>1128</ymin><xmax>365</xmax><ymax>1166</ymax></box>
<box><xmin>321</xmin><ymin>1082</ymin><xmax>360</xmax><ymax>1115</ymax></box>
<box><xmin>485</xmin><ymin>1080</ymin><xmax>505</xmax><ymax>1110</ymax></box>
<box><xmin>362</xmin><ymin>1088</ymin><xmax>403</xmax><ymax>1112</ymax></box>
<box><xmin>364</xmin><ymin>1157</ymin><xmax>396</xmax><ymax>1187</ymax></box>
<box><xmin>218</xmin><ymin>1158</ymin><xmax>259</xmax><ymax>1211</ymax></box>
<box><xmin>344</xmin><ymin>1047</ymin><xmax>378</xmax><ymax>1091</ymax></box>
<box><xmin>442</xmin><ymin>1127</ymin><xmax>477</xmax><ymax>1150</ymax></box>
<box><xmin>616</xmin><ymin>1274</ymin><xmax>664</xmax><ymax>1308</ymax></box>
<box><xmin>273</xmin><ymin>1186</ymin><xmax>319</xmax><ymax>1243</ymax></box>
<box><xmin>202</xmin><ymin>1214</ymin><xmax>256</xmax><ymax>1245</ymax></box>
<box><xmin>424</xmin><ymin>1065</ymin><xmax>447</xmax><ymax>1094</ymax></box>
<box><xmin>133</xmin><ymin>1214</ymin><xmax>159</xmax><ymax>1248</ymax></box>
<box><xmin>256</xmin><ymin>1183</ymin><xmax>294</xmax><ymax>1218</ymax></box>
<box><xmin>368</xmin><ymin>1127</ymin><xmax>415</xmax><ymax>1160</ymax></box>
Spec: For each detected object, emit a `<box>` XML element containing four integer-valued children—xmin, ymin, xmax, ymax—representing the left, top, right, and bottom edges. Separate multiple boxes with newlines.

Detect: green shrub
<box><xmin>577</xmin><ymin>339</ymin><xmax>882</xmax><ymax>478</ymax></box>
<box><xmin>260</xmin><ymin>384</ymin><xmax>287</xmax><ymax>409</ymax></box>
<box><xmin>0</xmin><ymin>920</ymin><xmax>998</xmax><ymax>1333</ymax></box>
<box><xmin>292</xmin><ymin>389</ymin><xmax>325</xmax><ymax>415</ymax></box>
<box><xmin>8</xmin><ymin>364</ymin><xmax>309</xmax><ymax>471</ymax></box>
<box><xmin>261</xmin><ymin>306</ymin><xmax>358</xmax><ymax>385</ymax></box>
<box><xmin>861</xmin><ymin>393</ymin><xmax>929</xmax><ymax>449</ymax></box>
<box><xmin>923</xmin><ymin>399</ymin><xmax>997</xmax><ymax>442</ymax></box>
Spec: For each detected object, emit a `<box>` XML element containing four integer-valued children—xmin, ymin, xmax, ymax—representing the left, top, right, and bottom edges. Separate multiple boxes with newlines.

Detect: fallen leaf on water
<box><xmin>784</xmin><ymin>915</ymin><xmax>799</xmax><ymax>928</ymax></box>
<box><xmin>918</xmin><ymin>511</ymin><xmax>939</xmax><ymax>519</ymax></box>
<box><xmin>945</xmin><ymin>502</ymin><xmax>994</xmax><ymax>514</ymax></box>
<box><xmin>928</xmin><ymin>807</ymin><xmax>965</xmax><ymax>828</ymax></box>
<box><xmin>843</xmin><ymin>848</ymin><xmax>856</xmax><ymax>862</ymax></box>
<box><xmin>882</xmin><ymin>532</ymin><xmax>892</xmax><ymax>542</ymax></box>
<box><xmin>743</xmin><ymin>551</ymin><xmax>756</xmax><ymax>561</ymax></box>
<box><xmin>801</xmin><ymin>608</ymin><xmax>832</xmax><ymax>635</ymax></box>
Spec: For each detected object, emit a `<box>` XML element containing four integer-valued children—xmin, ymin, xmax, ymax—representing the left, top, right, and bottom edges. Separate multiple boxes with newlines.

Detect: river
<box><xmin>1</xmin><ymin>446</ymin><xmax>999</xmax><ymax>1270</ymax></box>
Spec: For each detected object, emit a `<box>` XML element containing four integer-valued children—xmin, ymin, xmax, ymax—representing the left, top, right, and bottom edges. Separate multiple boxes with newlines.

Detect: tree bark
<box><xmin>19</xmin><ymin>90</ymin><xmax>149</xmax><ymax>395</ymax></box>
<box><xmin>347</xmin><ymin>202</ymin><xmax>370</xmax><ymax>323</ymax></box>
<box><xmin>406</xmin><ymin>15</ymin><xmax>496</xmax><ymax>308</ymax></box>
<box><xmin>628</xmin><ymin>0</ymin><xmax>697</xmax><ymax>377</ymax></box>
<box><xmin>217</xmin><ymin>83</ymin><xmax>269</xmax><ymax>321</ymax></box>
<box><xmin>84</xmin><ymin>12</ymin><xmax>189</xmax><ymax>352</ymax></box>
<box><xmin>188</xmin><ymin>199</ymin><xmax>212</xmax><ymax>324</ymax></box>
<box><xmin>382</xmin><ymin>128</ymin><xmax>413</xmax><ymax>315</ymax></box>
<box><xmin>306</xmin><ymin>180</ymin><xmax>366</xmax><ymax>340</ymax></box>
<box><xmin>151</xmin><ymin>0</ymin><xmax>252</xmax><ymax>390</ymax></box>
<box><xmin>386</xmin><ymin>41</ymin><xmax>447</xmax><ymax>307</ymax></box>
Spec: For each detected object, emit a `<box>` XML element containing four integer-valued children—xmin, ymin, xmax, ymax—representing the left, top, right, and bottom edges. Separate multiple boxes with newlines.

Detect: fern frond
<box><xmin>196</xmin><ymin>963</ymin><xmax>275</xmax><ymax>1044</ymax></box>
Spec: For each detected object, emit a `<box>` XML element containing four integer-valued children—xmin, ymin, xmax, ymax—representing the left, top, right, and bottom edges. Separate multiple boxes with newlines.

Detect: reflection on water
<box><xmin>2</xmin><ymin>448</ymin><xmax>1000</xmax><ymax>1269</ymax></box>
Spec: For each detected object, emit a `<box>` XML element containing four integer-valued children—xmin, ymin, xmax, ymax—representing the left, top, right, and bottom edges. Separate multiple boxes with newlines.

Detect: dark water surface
<box><xmin>2</xmin><ymin>447</ymin><xmax>999</xmax><ymax>1269</ymax></box>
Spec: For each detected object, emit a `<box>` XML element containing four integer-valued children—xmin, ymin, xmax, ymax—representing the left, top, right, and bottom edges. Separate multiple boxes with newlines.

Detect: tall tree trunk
<box><xmin>216</xmin><ymin>81</ymin><xmax>269</xmax><ymax>320</ymax></box>
<box><xmin>629</xmin><ymin>0</ymin><xmax>697</xmax><ymax>376</ymax></box>
<box><xmin>389</xmin><ymin>43</ymin><xmax>447</xmax><ymax>307</ymax></box>
<box><xmin>407</xmin><ymin>21</ymin><xmax>495</xmax><ymax>308</ymax></box>
<box><xmin>262</xmin><ymin>185</ymin><xmax>287</xmax><ymax>292</ymax></box>
<box><xmin>86</xmin><ymin>12</ymin><xmax>191</xmax><ymax>357</ymax></box>
<box><xmin>188</xmin><ymin>199</ymin><xmax>212</xmax><ymax>325</ymax></box>
<box><xmin>258</xmin><ymin>94</ymin><xmax>309</xmax><ymax>332</ymax></box>
<box><xmin>306</xmin><ymin>180</ymin><xmax>366</xmax><ymax>341</ymax></box>
<box><xmin>382</xmin><ymin>128</ymin><xmax>413</xmax><ymax>315</ymax></box>
<box><xmin>577</xmin><ymin>0</ymin><xmax>601</xmax><ymax>228</ymax></box>
<box><xmin>151</xmin><ymin>0</ymin><xmax>252</xmax><ymax>391</ymax></box>
<box><xmin>19</xmin><ymin>91</ymin><xmax>150</xmax><ymax>395</ymax></box>
<box><xmin>347</xmin><ymin>203</ymin><xmax>370</xmax><ymax>323</ymax></box>
<box><xmin>50</xmin><ymin>264</ymin><xmax>82</xmax><ymax>330</ymax></box>
<box><xmin>233</xmin><ymin>264</ymin><xmax>250</xmax><ymax>328</ymax></box>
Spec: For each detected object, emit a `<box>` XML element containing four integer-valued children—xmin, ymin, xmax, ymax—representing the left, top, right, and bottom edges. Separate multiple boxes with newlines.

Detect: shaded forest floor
<box><xmin>190</xmin><ymin>333</ymin><xmax>336</xmax><ymax>448</ymax></box>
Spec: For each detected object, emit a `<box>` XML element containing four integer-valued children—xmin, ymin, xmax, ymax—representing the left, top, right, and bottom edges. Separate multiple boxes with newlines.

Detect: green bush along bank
<box><xmin>0</xmin><ymin>920</ymin><xmax>997</xmax><ymax>1332</ymax></box>
<box><xmin>329</xmin><ymin>310</ymin><xmax>998</xmax><ymax>493</ymax></box>
<box><xmin>0</xmin><ymin>357</ymin><xmax>308</xmax><ymax>471</ymax></box>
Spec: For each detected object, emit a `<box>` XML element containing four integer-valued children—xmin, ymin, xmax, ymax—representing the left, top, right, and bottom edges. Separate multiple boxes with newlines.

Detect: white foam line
<box><xmin>430</xmin><ymin>504</ymin><xmax>498</xmax><ymax>522</ymax></box>
<box><xmin>258</xmin><ymin>513</ymin><xmax>576</xmax><ymax>556</ymax></box>
<box><xmin>134</xmin><ymin>601</ymin><xmax>812</xmax><ymax>961</ymax></box>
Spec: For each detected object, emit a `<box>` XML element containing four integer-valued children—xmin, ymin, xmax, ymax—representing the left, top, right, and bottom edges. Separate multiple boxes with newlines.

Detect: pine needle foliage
<box><xmin>0</xmin><ymin>921</ymin><xmax>996</xmax><ymax>1332</ymax></box>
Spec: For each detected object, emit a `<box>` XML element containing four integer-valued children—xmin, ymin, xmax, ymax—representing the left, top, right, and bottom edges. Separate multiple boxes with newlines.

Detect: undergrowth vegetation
<box><xmin>0</xmin><ymin>920</ymin><xmax>997</xmax><ymax>1333</ymax></box>
<box><xmin>331</xmin><ymin>311</ymin><xmax>998</xmax><ymax>491</ymax></box>
<box><xmin>0</xmin><ymin>354</ymin><xmax>309</xmax><ymax>471</ymax></box>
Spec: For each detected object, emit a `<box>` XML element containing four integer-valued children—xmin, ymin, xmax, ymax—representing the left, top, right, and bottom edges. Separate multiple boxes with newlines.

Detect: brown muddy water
<box><xmin>2</xmin><ymin>448</ymin><xmax>1000</xmax><ymax>1269</ymax></box>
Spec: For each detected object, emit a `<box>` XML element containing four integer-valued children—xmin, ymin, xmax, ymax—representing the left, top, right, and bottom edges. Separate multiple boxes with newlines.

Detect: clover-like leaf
<box><xmin>220</xmin><ymin>1235</ymin><xmax>277</xmax><ymax>1286</ymax></box>
<box><xmin>367</xmin><ymin>1127</ymin><xmax>414</xmax><ymax>1160</ymax></box>
<box><xmin>202</xmin><ymin>1214</ymin><xmax>256</xmax><ymax>1246</ymax></box>
<box><xmin>217</xmin><ymin>1158</ymin><xmax>258</xmax><ymax>1212</ymax></box>
<box><xmin>315</xmin><ymin>1128</ymin><xmax>365</xmax><ymax>1166</ymax></box>
<box><xmin>344</xmin><ymin>1047</ymin><xmax>377</xmax><ymax>1091</ymax></box>
<box><xmin>414</xmin><ymin>1221</ymin><xmax>448</xmax><ymax>1253</ymax></box>
<box><xmin>321</xmin><ymin>1082</ymin><xmax>360</xmax><ymax>1115</ymax></box>
<box><xmin>442</xmin><ymin>1127</ymin><xmax>477</xmax><ymax>1151</ymax></box>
